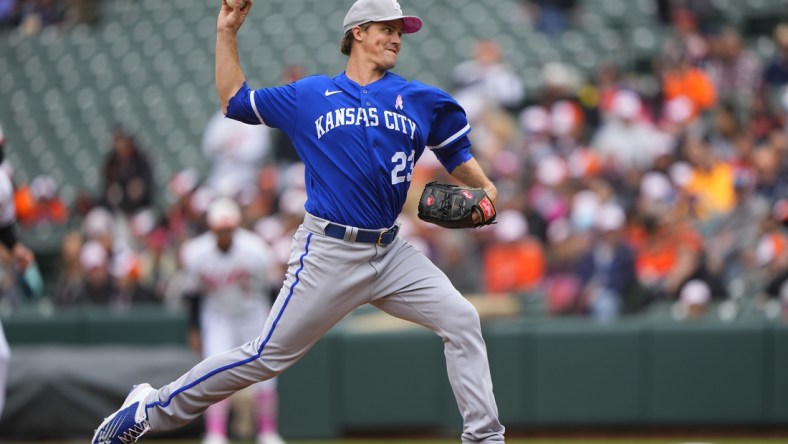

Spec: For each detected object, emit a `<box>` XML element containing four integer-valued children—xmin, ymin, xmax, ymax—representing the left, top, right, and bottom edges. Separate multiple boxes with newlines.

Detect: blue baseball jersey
<box><xmin>226</xmin><ymin>71</ymin><xmax>473</xmax><ymax>229</ymax></box>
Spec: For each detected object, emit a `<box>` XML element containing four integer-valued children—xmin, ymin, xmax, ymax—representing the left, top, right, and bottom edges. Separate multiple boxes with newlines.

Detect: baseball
<box><xmin>226</xmin><ymin>0</ymin><xmax>246</xmax><ymax>8</ymax></box>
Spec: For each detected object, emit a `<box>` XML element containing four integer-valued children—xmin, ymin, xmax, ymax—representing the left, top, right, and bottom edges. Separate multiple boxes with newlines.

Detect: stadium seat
<box><xmin>0</xmin><ymin>0</ymin><xmax>784</xmax><ymax>223</ymax></box>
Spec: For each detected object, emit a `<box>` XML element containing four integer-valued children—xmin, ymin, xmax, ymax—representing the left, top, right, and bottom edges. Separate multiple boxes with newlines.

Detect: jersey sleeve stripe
<box><xmin>249</xmin><ymin>90</ymin><xmax>265</xmax><ymax>124</ymax></box>
<box><xmin>427</xmin><ymin>123</ymin><xmax>470</xmax><ymax>150</ymax></box>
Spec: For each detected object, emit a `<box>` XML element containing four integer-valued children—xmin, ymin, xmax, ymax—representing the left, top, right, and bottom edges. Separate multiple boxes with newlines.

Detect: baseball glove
<box><xmin>417</xmin><ymin>182</ymin><xmax>497</xmax><ymax>229</ymax></box>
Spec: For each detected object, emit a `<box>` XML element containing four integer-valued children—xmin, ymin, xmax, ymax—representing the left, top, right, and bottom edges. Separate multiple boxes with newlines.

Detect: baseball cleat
<box><xmin>201</xmin><ymin>434</ymin><xmax>229</xmax><ymax>444</ymax></box>
<box><xmin>257</xmin><ymin>432</ymin><xmax>286</xmax><ymax>444</ymax></box>
<box><xmin>92</xmin><ymin>383</ymin><xmax>155</xmax><ymax>444</ymax></box>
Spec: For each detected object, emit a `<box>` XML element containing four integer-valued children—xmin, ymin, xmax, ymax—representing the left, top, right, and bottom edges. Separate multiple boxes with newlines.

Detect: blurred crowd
<box><xmin>0</xmin><ymin>0</ymin><xmax>100</xmax><ymax>35</ymax></box>
<box><xmin>2</xmin><ymin>1</ymin><xmax>788</xmax><ymax>324</ymax></box>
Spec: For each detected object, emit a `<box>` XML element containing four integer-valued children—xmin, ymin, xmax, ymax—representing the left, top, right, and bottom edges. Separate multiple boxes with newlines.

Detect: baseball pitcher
<box><xmin>93</xmin><ymin>1</ymin><xmax>504</xmax><ymax>443</ymax></box>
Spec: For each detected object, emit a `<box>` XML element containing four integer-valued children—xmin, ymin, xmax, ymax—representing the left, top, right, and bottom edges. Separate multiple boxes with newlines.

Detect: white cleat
<box><xmin>256</xmin><ymin>432</ymin><xmax>286</xmax><ymax>444</ymax></box>
<box><xmin>91</xmin><ymin>383</ymin><xmax>155</xmax><ymax>444</ymax></box>
<box><xmin>201</xmin><ymin>434</ymin><xmax>229</xmax><ymax>444</ymax></box>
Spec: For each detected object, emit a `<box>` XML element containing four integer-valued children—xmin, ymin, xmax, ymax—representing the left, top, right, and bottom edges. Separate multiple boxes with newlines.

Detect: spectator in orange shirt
<box><xmin>661</xmin><ymin>47</ymin><xmax>716</xmax><ymax>121</ymax></box>
<box><xmin>12</xmin><ymin>182</ymin><xmax>35</xmax><ymax>223</ymax></box>
<box><xmin>633</xmin><ymin>212</ymin><xmax>704</xmax><ymax>301</ymax></box>
<box><xmin>14</xmin><ymin>174</ymin><xmax>68</xmax><ymax>227</ymax></box>
<box><xmin>483</xmin><ymin>210</ymin><xmax>545</xmax><ymax>295</ymax></box>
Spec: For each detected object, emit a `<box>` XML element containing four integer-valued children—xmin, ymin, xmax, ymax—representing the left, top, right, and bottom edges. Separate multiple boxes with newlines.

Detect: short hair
<box><xmin>340</xmin><ymin>23</ymin><xmax>372</xmax><ymax>56</ymax></box>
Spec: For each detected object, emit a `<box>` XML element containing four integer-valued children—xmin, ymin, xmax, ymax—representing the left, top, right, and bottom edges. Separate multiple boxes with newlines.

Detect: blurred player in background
<box><xmin>181</xmin><ymin>197</ymin><xmax>284</xmax><ymax>444</ymax></box>
<box><xmin>202</xmin><ymin>109</ymin><xmax>271</xmax><ymax>197</ymax></box>
<box><xmin>0</xmin><ymin>126</ymin><xmax>34</xmax><ymax>419</ymax></box>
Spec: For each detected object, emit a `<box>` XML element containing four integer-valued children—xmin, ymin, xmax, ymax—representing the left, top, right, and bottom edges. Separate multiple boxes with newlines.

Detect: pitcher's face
<box><xmin>357</xmin><ymin>20</ymin><xmax>404</xmax><ymax>71</ymax></box>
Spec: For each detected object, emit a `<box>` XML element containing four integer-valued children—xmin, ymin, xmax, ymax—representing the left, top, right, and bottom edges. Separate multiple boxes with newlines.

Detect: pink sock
<box><xmin>255</xmin><ymin>388</ymin><xmax>278</xmax><ymax>434</ymax></box>
<box><xmin>204</xmin><ymin>398</ymin><xmax>231</xmax><ymax>437</ymax></box>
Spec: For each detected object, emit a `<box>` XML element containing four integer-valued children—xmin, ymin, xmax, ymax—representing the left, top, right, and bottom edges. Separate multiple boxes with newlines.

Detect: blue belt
<box><xmin>324</xmin><ymin>223</ymin><xmax>400</xmax><ymax>246</ymax></box>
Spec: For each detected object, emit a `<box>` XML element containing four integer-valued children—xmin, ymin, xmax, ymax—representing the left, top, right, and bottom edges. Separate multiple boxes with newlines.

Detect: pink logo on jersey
<box><xmin>395</xmin><ymin>95</ymin><xmax>403</xmax><ymax>110</ymax></box>
<box><xmin>426</xmin><ymin>195</ymin><xmax>434</xmax><ymax>206</ymax></box>
<box><xmin>462</xmin><ymin>190</ymin><xmax>473</xmax><ymax>199</ymax></box>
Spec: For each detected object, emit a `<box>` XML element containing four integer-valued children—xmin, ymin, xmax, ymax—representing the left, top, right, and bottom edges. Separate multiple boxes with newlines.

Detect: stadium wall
<box><xmin>0</xmin><ymin>310</ymin><xmax>786</xmax><ymax>439</ymax></box>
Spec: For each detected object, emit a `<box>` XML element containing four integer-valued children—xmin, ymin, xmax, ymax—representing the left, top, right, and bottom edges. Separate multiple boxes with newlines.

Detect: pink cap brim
<box><xmin>368</xmin><ymin>15</ymin><xmax>423</xmax><ymax>33</ymax></box>
<box><xmin>401</xmin><ymin>16</ymin><xmax>422</xmax><ymax>33</ymax></box>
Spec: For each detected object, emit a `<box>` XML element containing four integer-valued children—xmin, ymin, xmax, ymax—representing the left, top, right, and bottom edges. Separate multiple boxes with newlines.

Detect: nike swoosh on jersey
<box><xmin>324</xmin><ymin>90</ymin><xmax>344</xmax><ymax>96</ymax></box>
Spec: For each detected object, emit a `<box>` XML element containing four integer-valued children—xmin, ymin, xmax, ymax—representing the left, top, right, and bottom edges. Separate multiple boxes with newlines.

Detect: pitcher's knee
<box><xmin>256</xmin><ymin>344</ymin><xmax>304</xmax><ymax>378</ymax></box>
<box><xmin>258</xmin><ymin>359</ymin><xmax>287</xmax><ymax>378</ymax></box>
<box><xmin>439</xmin><ymin>295</ymin><xmax>482</xmax><ymax>335</ymax></box>
<box><xmin>457</xmin><ymin>296</ymin><xmax>482</xmax><ymax>326</ymax></box>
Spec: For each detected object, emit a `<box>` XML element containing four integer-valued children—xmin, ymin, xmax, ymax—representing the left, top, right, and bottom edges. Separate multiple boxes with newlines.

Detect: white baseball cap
<box><xmin>31</xmin><ymin>174</ymin><xmax>57</xmax><ymax>200</ymax></box>
<box><xmin>343</xmin><ymin>0</ymin><xmax>423</xmax><ymax>34</ymax></box>
<box><xmin>80</xmin><ymin>240</ymin><xmax>108</xmax><ymax>270</ymax></box>
<box><xmin>595</xmin><ymin>202</ymin><xmax>626</xmax><ymax>232</ymax></box>
<box><xmin>680</xmin><ymin>279</ymin><xmax>711</xmax><ymax>307</ymax></box>
<box><xmin>83</xmin><ymin>206</ymin><xmax>115</xmax><ymax>238</ymax></box>
<box><xmin>493</xmin><ymin>210</ymin><xmax>528</xmax><ymax>243</ymax></box>
<box><xmin>610</xmin><ymin>89</ymin><xmax>642</xmax><ymax>120</ymax></box>
<box><xmin>207</xmin><ymin>197</ymin><xmax>242</xmax><ymax>229</ymax></box>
